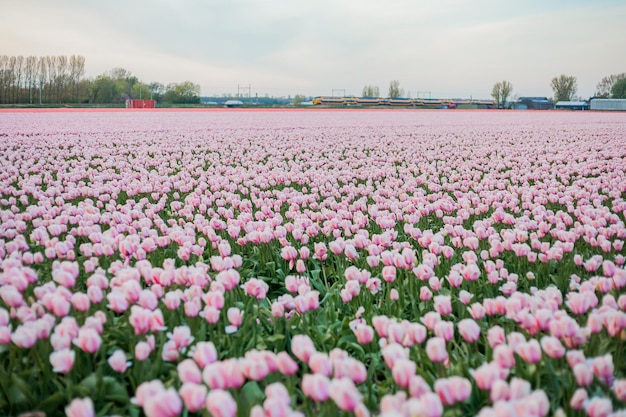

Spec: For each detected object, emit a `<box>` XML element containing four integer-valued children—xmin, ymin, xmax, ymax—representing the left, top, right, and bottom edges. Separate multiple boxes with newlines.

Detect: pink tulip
<box><xmin>493</xmin><ymin>344</ymin><xmax>515</xmax><ymax>369</ymax></box>
<box><xmin>143</xmin><ymin>387</ymin><xmax>182</xmax><ymax>417</ymax></box>
<box><xmin>226</xmin><ymin>307</ymin><xmax>243</xmax><ymax>329</ymax></box>
<box><xmin>471</xmin><ymin>363</ymin><xmax>501</xmax><ymax>390</ymax></box>
<box><xmin>591</xmin><ymin>354</ymin><xmax>614</xmax><ymax>385</ymax></box>
<box><xmin>585</xmin><ymin>397</ymin><xmax>612</xmax><ymax>417</ymax></box>
<box><xmin>179</xmin><ymin>382</ymin><xmax>207</xmax><ymax>412</ymax></box>
<box><xmin>50</xmin><ymin>348</ymin><xmax>75</xmax><ymax>374</ymax></box>
<box><xmin>192</xmin><ymin>341</ymin><xmax>218</xmax><ymax>368</ymax></box>
<box><xmin>418</xmin><ymin>392</ymin><xmax>444</xmax><ymax>417</ymax></box>
<box><xmin>434</xmin><ymin>295</ymin><xmax>452</xmax><ymax>316</ymax></box>
<box><xmin>11</xmin><ymin>325</ymin><xmax>37</xmax><ymax>348</ymax></box>
<box><xmin>73</xmin><ymin>327</ymin><xmax>101</xmax><ymax>353</ymax></box>
<box><xmin>540</xmin><ymin>336</ymin><xmax>565</xmax><ymax>359</ymax></box>
<box><xmin>420</xmin><ymin>286</ymin><xmax>433</xmax><ymax>301</ymax></box>
<box><xmin>490</xmin><ymin>380</ymin><xmax>510</xmax><ymax>402</ymax></box>
<box><xmin>353</xmin><ymin>324</ymin><xmax>374</xmax><ymax>345</ymax></box>
<box><xmin>276</xmin><ymin>351</ymin><xmax>299</xmax><ymax>376</ymax></box>
<box><xmin>65</xmin><ymin>397</ymin><xmax>95</xmax><ymax>417</ymax></box>
<box><xmin>458</xmin><ymin>318</ymin><xmax>481</xmax><ymax>343</ymax></box>
<box><xmin>169</xmin><ymin>325</ymin><xmax>193</xmax><ymax>349</ymax></box>
<box><xmin>425</xmin><ymin>337</ymin><xmax>448</xmax><ymax>363</ymax></box>
<box><xmin>613</xmin><ymin>379</ymin><xmax>626</xmax><ymax>401</ymax></box>
<box><xmin>177</xmin><ymin>359</ymin><xmax>202</xmax><ymax>384</ymax></box>
<box><xmin>573</xmin><ymin>363</ymin><xmax>593</xmax><ymax>387</ymax></box>
<box><xmin>205</xmin><ymin>389</ymin><xmax>237</xmax><ymax>417</ymax></box>
<box><xmin>108</xmin><ymin>349</ymin><xmax>130</xmax><ymax>373</ymax></box>
<box><xmin>515</xmin><ymin>339</ymin><xmax>541</xmax><ymax>364</ymax></box>
<box><xmin>434</xmin><ymin>321</ymin><xmax>454</xmax><ymax>342</ymax></box>
<box><xmin>329</xmin><ymin>377</ymin><xmax>362</xmax><ymax>412</ymax></box>
<box><xmin>569</xmin><ymin>388</ymin><xmax>587</xmax><ymax>410</ymax></box>
<box><xmin>243</xmin><ymin>278</ymin><xmax>269</xmax><ymax>300</ymax></box>
<box><xmin>291</xmin><ymin>334</ymin><xmax>316</xmax><ymax>362</ymax></box>
<box><xmin>382</xmin><ymin>266</ymin><xmax>396</xmax><ymax>283</ymax></box>
<box><xmin>302</xmin><ymin>373</ymin><xmax>331</xmax><ymax>402</ymax></box>
<box><xmin>392</xmin><ymin>359</ymin><xmax>416</xmax><ymax>388</ymax></box>
<box><xmin>135</xmin><ymin>341</ymin><xmax>152</xmax><ymax>361</ymax></box>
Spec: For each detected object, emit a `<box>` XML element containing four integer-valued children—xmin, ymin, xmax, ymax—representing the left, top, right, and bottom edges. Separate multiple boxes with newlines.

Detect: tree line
<box><xmin>491</xmin><ymin>72</ymin><xmax>626</xmax><ymax>108</ymax></box>
<box><xmin>0</xmin><ymin>55</ymin><xmax>201</xmax><ymax>105</ymax></box>
<box><xmin>362</xmin><ymin>73</ymin><xmax>626</xmax><ymax>105</ymax></box>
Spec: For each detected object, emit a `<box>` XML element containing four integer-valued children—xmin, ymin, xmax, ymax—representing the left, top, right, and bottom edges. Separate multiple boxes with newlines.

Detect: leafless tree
<box><xmin>595</xmin><ymin>73</ymin><xmax>626</xmax><ymax>98</ymax></box>
<box><xmin>491</xmin><ymin>80</ymin><xmax>513</xmax><ymax>108</ymax></box>
<box><xmin>551</xmin><ymin>74</ymin><xmax>577</xmax><ymax>102</ymax></box>
<box><xmin>388</xmin><ymin>80</ymin><xmax>404</xmax><ymax>98</ymax></box>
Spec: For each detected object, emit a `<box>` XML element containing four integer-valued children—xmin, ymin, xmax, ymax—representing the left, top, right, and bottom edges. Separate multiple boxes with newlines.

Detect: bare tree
<box><xmin>14</xmin><ymin>56</ymin><xmax>25</xmax><ymax>103</ymax></box>
<box><xmin>595</xmin><ymin>73</ymin><xmax>626</xmax><ymax>98</ymax></box>
<box><xmin>69</xmin><ymin>55</ymin><xmax>85</xmax><ymax>102</ymax></box>
<box><xmin>551</xmin><ymin>74</ymin><xmax>577</xmax><ymax>102</ymax></box>
<box><xmin>0</xmin><ymin>56</ymin><xmax>8</xmax><ymax>103</ymax></box>
<box><xmin>388</xmin><ymin>80</ymin><xmax>404</xmax><ymax>98</ymax></box>
<box><xmin>37</xmin><ymin>57</ymin><xmax>48</xmax><ymax>104</ymax></box>
<box><xmin>491</xmin><ymin>80</ymin><xmax>513</xmax><ymax>108</ymax></box>
<box><xmin>45</xmin><ymin>56</ymin><xmax>58</xmax><ymax>102</ymax></box>
<box><xmin>362</xmin><ymin>85</ymin><xmax>380</xmax><ymax>97</ymax></box>
<box><xmin>25</xmin><ymin>56</ymin><xmax>37</xmax><ymax>104</ymax></box>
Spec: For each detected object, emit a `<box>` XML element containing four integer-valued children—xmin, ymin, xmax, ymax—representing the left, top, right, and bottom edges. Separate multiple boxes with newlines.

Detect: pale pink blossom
<box><xmin>65</xmin><ymin>397</ymin><xmax>95</xmax><ymax>417</ymax></box>
<box><xmin>108</xmin><ymin>349</ymin><xmax>131</xmax><ymax>373</ymax></box>
<box><xmin>205</xmin><ymin>389</ymin><xmax>237</xmax><ymax>417</ymax></box>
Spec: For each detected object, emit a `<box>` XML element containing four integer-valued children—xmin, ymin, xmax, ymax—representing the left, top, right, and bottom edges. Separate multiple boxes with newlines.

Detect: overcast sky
<box><xmin>2</xmin><ymin>0</ymin><xmax>625</xmax><ymax>98</ymax></box>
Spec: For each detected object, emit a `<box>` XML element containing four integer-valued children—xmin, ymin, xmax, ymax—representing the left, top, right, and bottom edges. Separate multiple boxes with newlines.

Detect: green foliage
<box><xmin>611</xmin><ymin>76</ymin><xmax>626</xmax><ymax>99</ymax></box>
<box><xmin>162</xmin><ymin>81</ymin><xmax>201</xmax><ymax>104</ymax></box>
<box><xmin>293</xmin><ymin>94</ymin><xmax>306</xmax><ymax>106</ymax></box>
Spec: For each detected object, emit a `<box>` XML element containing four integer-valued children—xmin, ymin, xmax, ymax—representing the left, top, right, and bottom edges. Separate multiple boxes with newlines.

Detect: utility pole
<box><xmin>237</xmin><ymin>84</ymin><xmax>252</xmax><ymax>100</ymax></box>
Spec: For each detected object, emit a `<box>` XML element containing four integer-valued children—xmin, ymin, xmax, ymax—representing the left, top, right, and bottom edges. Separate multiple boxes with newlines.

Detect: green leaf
<box><xmin>238</xmin><ymin>381</ymin><xmax>265</xmax><ymax>417</ymax></box>
<box><xmin>80</xmin><ymin>374</ymin><xmax>129</xmax><ymax>404</ymax></box>
<box><xmin>265</xmin><ymin>334</ymin><xmax>285</xmax><ymax>343</ymax></box>
<box><xmin>37</xmin><ymin>392</ymin><xmax>65</xmax><ymax>414</ymax></box>
<box><xmin>10</xmin><ymin>374</ymin><xmax>35</xmax><ymax>404</ymax></box>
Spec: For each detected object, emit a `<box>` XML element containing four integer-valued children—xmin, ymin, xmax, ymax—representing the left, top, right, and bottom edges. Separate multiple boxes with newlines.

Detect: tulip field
<box><xmin>1</xmin><ymin>109</ymin><xmax>626</xmax><ymax>417</ymax></box>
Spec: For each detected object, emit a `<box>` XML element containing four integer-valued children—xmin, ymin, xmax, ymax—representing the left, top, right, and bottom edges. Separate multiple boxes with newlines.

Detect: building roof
<box><xmin>518</xmin><ymin>97</ymin><xmax>551</xmax><ymax>104</ymax></box>
<box><xmin>555</xmin><ymin>101</ymin><xmax>588</xmax><ymax>106</ymax></box>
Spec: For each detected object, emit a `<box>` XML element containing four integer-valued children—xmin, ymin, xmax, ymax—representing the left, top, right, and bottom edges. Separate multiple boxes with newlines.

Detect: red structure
<box><xmin>125</xmin><ymin>99</ymin><xmax>156</xmax><ymax>109</ymax></box>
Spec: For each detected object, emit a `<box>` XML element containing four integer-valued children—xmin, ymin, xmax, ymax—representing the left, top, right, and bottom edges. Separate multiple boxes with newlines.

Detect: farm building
<box><xmin>125</xmin><ymin>99</ymin><xmax>156</xmax><ymax>108</ymax></box>
<box><xmin>224</xmin><ymin>100</ymin><xmax>244</xmax><ymax>108</ymax></box>
<box><xmin>555</xmin><ymin>101</ymin><xmax>589</xmax><ymax>110</ymax></box>
<box><xmin>511</xmin><ymin>97</ymin><xmax>553</xmax><ymax>110</ymax></box>
<box><xmin>590</xmin><ymin>99</ymin><xmax>626</xmax><ymax>111</ymax></box>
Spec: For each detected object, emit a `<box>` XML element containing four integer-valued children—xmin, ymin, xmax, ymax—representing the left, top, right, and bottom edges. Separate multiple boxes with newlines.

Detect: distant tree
<box><xmin>292</xmin><ymin>94</ymin><xmax>305</xmax><ymax>106</ymax></box>
<box><xmin>132</xmin><ymin>83</ymin><xmax>151</xmax><ymax>100</ymax></box>
<box><xmin>362</xmin><ymin>85</ymin><xmax>380</xmax><ymax>97</ymax></box>
<box><xmin>388</xmin><ymin>80</ymin><xmax>404</xmax><ymax>98</ymax></box>
<box><xmin>491</xmin><ymin>80</ymin><xmax>513</xmax><ymax>108</ymax></box>
<box><xmin>90</xmin><ymin>74</ymin><xmax>119</xmax><ymax>103</ymax></box>
<box><xmin>611</xmin><ymin>77</ymin><xmax>626</xmax><ymax>99</ymax></box>
<box><xmin>162</xmin><ymin>81</ymin><xmax>200</xmax><ymax>104</ymax></box>
<box><xmin>550</xmin><ymin>74</ymin><xmax>577</xmax><ymax>102</ymax></box>
<box><xmin>595</xmin><ymin>73</ymin><xmax>626</xmax><ymax>98</ymax></box>
<box><xmin>149</xmin><ymin>82</ymin><xmax>165</xmax><ymax>101</ymax></box>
